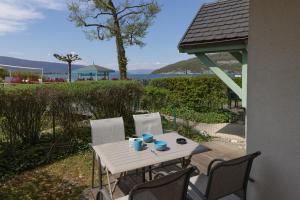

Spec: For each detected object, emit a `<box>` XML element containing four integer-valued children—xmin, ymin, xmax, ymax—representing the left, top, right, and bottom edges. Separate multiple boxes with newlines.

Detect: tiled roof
<box><xmin>179</xmin><ymin>0</ymin><xmax>249</xmax><ymax>50</ymax></box>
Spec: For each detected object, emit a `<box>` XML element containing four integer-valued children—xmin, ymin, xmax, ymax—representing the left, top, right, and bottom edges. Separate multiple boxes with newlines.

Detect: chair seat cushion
<box><xmin>188</xmin><ymin>174</ymin><xmax>241</xmax><ymax>200</ymax></box>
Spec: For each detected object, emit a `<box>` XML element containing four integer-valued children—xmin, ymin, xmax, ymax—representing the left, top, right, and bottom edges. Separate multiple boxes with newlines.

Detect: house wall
<box><xmin>247</xmin><ymin>0</ymin><xmax>300</xmax><ymax>199</ymax></box>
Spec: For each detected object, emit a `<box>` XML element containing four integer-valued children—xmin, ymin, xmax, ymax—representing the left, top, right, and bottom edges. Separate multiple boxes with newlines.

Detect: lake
<box><xmin>44</xmin><ymin>73</ymin><xmax>204</xmax><ymax>81</ymax></box>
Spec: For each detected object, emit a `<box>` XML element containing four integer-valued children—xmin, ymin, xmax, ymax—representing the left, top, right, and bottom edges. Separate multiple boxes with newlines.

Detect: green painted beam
<box><xmin>181</xmin><ymin>43</ymin><xmax>247</xmax><ymax>54</ymax></box>
<box><xmin>242</xmin><ymin>50</ymin><xmax>248</xmax><ymax>108</ymax></box>
<box><xmin>196</xmin><ymin>53</ymin><xmax>242</xmax><ymax>99</ymax></box>
<box><xmin>230</xmin><ymin>52</ymin><xmax>243</xmax><ymax>64</ymax></box>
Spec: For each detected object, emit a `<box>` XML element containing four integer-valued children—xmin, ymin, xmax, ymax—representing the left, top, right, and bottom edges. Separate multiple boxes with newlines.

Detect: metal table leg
<box><xmin>149</xmin><ymin>166</ymin><xmax>152</xmax><ymax>181</ymax></box>
<box><xmin>92</xmin><ymin>151</ymin><xmax>95</xmax><ymax>188</ymax></box>
<box><xmin>142</xmin><ymin>167</ymin><xmax>146</xmax><ymax>183</ymax></box>
<box><xmin>98</xmin><ymin>156</ymin><xmax>103</xmax><ymax>189</ymax></box>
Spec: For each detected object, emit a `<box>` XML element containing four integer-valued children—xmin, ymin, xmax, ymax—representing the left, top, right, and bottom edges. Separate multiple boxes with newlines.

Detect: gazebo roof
<box><xmin>179</xmin><ymin>0</ymin><xmax>249</xmax><ymax>52</ymax></box>
<box><xmin>74</xmin><ymin>64</ymin><xmax>115</xmax><ymax>73</ymax></box>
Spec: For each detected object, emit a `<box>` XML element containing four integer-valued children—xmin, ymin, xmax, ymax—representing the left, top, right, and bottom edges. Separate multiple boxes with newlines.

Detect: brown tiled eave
<box><xmin>179</xmin><ymin>0</ymin><xmax>249</xmax><ymax>52</ymax></box>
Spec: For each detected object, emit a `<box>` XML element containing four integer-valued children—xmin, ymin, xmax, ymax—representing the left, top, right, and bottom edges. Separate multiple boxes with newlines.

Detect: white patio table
<box><xmin>92</xmin><ymin>132</ymin><xmax>209</xmax><ymax>199</ymax></box>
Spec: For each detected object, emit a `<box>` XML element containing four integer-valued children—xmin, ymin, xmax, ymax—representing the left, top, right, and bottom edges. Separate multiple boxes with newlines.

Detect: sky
<box><xmin>0</xmin><ymin>0</ymin><xmax>213</xmax><ymax>70</ymax></box>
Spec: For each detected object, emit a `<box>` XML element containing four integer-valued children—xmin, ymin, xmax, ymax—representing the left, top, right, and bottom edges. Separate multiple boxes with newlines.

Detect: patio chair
<box><xmin>97</xmin><ymin>166</ymin><xmax>196</xmax><ymax>200</ymax></box>
<box><xmin>133</xmin><ymin>112</ymin><xmax>191</xmax><ymax>180</ymax></box>
<box><xmin>188</xmin><ymin>151</ymin><xmax>261</xmax><ymax>200</ymax></box>
<box><xmin>90</xmin><ymin>117</ymin><xmax>125</xmax><ymax>189</ymax></box>
<box><xmin>133</xmin><ymin>112</ymin><xmax>163</xmax><ymax>137</ymax></box>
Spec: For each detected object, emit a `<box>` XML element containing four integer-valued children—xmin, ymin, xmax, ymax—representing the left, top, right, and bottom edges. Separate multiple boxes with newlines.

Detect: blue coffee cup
<box><xmin>142</xmin><ymin>133</ymin><xmax>154</xmax><ymax>143</ymax></box>
<box><xmin>133</xmin><ymin>139</ymin><xmax>143</xmax><ymax>151</ymax></box>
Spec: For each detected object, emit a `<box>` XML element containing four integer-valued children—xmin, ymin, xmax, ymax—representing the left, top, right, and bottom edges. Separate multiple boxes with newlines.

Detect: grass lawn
<box><xmin>0</xmin><ymin>150</ymin><xmax>92</xmax><ymax>200</ymax></box>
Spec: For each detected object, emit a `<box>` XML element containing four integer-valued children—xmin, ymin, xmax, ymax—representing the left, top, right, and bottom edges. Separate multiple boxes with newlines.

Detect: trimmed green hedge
<box><xmin>149</xmin><ymin>76</ymin><xmax>228</xmax><ymax>112</ymax></box>
<box><xmin>0</xmin><ymin>81</ymin><xmax>143</xmax><ymax>145</ymax></box>
<box><xmin>141</xmin><ymin>76</ymin><xmax>237</xmax><ymax>123</ymax></box>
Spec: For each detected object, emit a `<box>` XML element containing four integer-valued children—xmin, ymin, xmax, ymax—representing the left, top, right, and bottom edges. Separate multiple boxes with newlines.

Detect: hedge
<box><xmin>0</xmin><ymin>81</ymin><xmax>143</xmax><ymax>145</ymax></box>
<box><xmin>148</xmin><ymin>76</ymin><xmax>228</xmax><ymax>112</ymax></box>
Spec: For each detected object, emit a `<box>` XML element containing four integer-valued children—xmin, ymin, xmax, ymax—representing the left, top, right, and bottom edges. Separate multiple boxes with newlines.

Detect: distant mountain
<box><xmin>152</xmin><ymin>53</ymin><xmax>241</xmax><ymax>74</ymax></box>
<box><xmin>128</xmin><ymin>69</ymin><xmax>153</xmax><ymax>74</ymax></box>
<box><xmin>0</xmin><ymin>56</ymin><xmax>86</xmax><ymax>73</ymax></box>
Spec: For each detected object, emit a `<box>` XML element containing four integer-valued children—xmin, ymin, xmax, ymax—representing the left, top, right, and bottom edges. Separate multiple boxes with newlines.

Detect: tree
<box><xmin>53</xmin><ymin>53</ymin><xmax>81</xmax><ymax>82</ymax></box>
<box><xmin>68</xmin><ymin>0</ymin><xmax>160</xmax><ymax>80</ymax></box>
<box><xmin>0</xmin><ymin>68</ymin><xmax>9</xmax><ymax>79</ymax></box>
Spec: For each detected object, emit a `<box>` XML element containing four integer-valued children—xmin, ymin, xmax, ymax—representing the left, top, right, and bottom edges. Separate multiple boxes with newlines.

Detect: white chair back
<box><xmin>90</xmin><ymin>117</ymin><xmax>125</xmax><ymax>146</ymax></box>
<box><xmin>133</xmin><ymin>112</ymin><xmax>163</xmax><ymax>136</ymax></box>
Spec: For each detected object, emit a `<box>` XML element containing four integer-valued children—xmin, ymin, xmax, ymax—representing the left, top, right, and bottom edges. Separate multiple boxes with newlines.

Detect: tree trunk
<box><xmin>109</xmin><ymin>0</ymin><xmax>128</xmax><ymax>80</ymax></box>
<box><xmin>68</xmin><ymin>62</ymin><xmax>72</xmax><ymax>83</ymax></box>
<box><xmin>115</xmin><ymin>31</ymin><xmax>128</xmax><ymax>80</ymax></box>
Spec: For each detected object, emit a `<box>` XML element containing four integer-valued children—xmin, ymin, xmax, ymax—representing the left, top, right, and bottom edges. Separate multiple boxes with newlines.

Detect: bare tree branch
<box><xmin>117</xmin><ymin>3</ymin><xmax>152</xmax><ymax>15</ymax></box>
<box><xmin>118</xmin><ymin>10</ymin><xmax>145</xmax><ymax>21</ymax></box>
<box><xmin>77</xmin><ymin>14</ymin><xmax>112</xmax><ymax>31</ymax></box>
<box><xmin>93</xmin><ymin>12</ymin><xmax>113</xmax><ymax>18</ymax></box>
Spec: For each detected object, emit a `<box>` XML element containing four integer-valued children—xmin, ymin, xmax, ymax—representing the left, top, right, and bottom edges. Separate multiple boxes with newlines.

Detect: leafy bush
<box><xmin>161</xmin><ymin>117</ymin><xmax>211</xmax><ymax>143</ymax></box>
<box><xmin>149</xmin><ymin>76</ymin><xmax>227</xmax><ymax>112</ymax></box>
<box><xmin>0</xmin><ymin>68</ymin><xmax>9</xmax><ymax>80</ymax></box>
<box><xmin>0</xmin><ymin>81</ymin><xmax>143</xmax><ymax>145</ymax></box>
<box><xmin>162</xmin><ymin>107</ymin><xmax>237</xmax><ymax>124</ymax></box>
<box><xmin>140</xmin><ymin>86</ymin><xmax>171</xmax><ymax>112</ymax></box>
<box><xmin>141</xmin><ymin>76</ymin><xmax>237</xmax><ymax>123</ymax></box>
<box><xmin>233</xmin><ymin>77</ymin><xmax>242</xmax><ymax>87</ymax></box>
<box><xmin>0</xmin><ymin>85</ymin><xmax>48</xmax><ymax>145</ymax></box>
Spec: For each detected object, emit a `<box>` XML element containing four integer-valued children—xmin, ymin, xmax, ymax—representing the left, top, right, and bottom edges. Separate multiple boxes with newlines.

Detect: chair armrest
<box><xmin>97</xmin><ymin>189</ymin><xmax>113</xmax><ymax>200</ymax></box>
<box><xmin>207</xmin><ymin>159</ymin><xmax>225</xmax><ymax>175</ymax></box>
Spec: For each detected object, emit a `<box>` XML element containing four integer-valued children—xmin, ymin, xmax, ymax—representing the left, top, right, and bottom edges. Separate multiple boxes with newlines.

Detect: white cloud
<box><xmin>0</xmin><ymin>0</ymin><xmax>65</xmax><ymax>35</ymax></box>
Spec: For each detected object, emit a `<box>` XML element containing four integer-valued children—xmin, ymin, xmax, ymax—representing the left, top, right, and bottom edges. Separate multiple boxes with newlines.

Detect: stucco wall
<box><xmin>247</xmin><ymin>0</ymin><xmax>300</xmax><ymax>199</ymax></box>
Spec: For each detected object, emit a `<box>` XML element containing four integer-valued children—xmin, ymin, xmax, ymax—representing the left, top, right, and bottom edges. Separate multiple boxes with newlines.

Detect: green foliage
<box><xmin>141</xmin><ymin>76</ymin><xmax>237</xmax><ymax>123</ymax></box>
<box><xmin>161</xmin><ymin>117</ymin><xmax>210</xmax><ymax>143</ymax></box>
<box><xmin>0</xmin><ymin>68</ymin><xmax>9</xmax><ymax>79</ymax></box>
<box><xmin>0</xmin><ymin>150</ymin><xmax>90</xmax><ymax>199</ymax></box>
<box><xmin>0</xmin><ymin>85</ymin><xmax>48</xmax><ymax>145</ymax></box>
<box><xmin>68</xmin><ymin>0</ymin><xmax>160</xmax><ymax>46</ymax></box>
<box><xmin>177</xmin><ymin>125</ymin><xmax>211</xmax><ymax>143</ymax></box>
<box><xmin>233</xmin><ymin>77</ymin><xmax>242</xmax><ymax>87</ymax></box>
<box><xmin>148</xmin><ymin>76</ymin><xmax>228</xmax><ymax>112</ymax></box>
<box><xmin>162</xmin><ymin>107</ymin><xmax>237</xmax><ymax>124</ymax></box>
<box><xmin>140</xmin><ymin>86</ymin><xmax>170</xmax><ymax>112</ymax></box>
<box><xmin>0</xmin><ymin>127</ymin><xmax>91</xmax><ymax>182</ymax></box>
<box><xmin>0</xmin><ymin>81</ymin><xmax>143</xmax><ymax>145</ymax></box>
<box><xmin>68</xmin><ymin>0</ymin><xmax>160</xmax><ymax>79</ymax></box>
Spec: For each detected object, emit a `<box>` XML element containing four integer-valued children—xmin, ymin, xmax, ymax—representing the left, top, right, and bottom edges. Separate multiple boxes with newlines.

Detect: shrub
<box><xmin>0</xmin><ymin>85</ymin><xmax>48</xmax><ymax>145</ymax></box>
<box><xmin>141</xmin><ymin>76</ymin><xmax>237</xmax><ymax>123</ymax></box>
<box><xmin>0</xmin><ymin>68</ymin><xmax>9</xmax><ymax>79</ymax></box>
<box><xmin>0</xmin><ymin>81</ymin><xmax>143</xmax><ymax>145</ymax></box>
<box><xmin>140</xmin><ymin>86</ymin><xmax>171</xmax><ymax>112</ymax></box>
<box><xmin>149</xmin><ymin>76</ymin><xmax>227</xmax><ymax>112</ymax></box>
<box><xmin>162</xmin><ymin>107</ymin><xmax>237</xmax><ymax>124</ymax></box>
